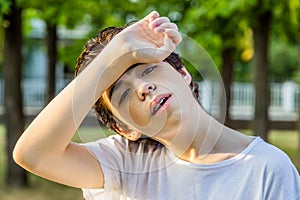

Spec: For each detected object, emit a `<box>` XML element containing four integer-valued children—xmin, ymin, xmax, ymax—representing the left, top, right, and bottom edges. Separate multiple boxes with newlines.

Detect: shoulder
<box><xmin>249</xmin><ymin>137</ymin><xmax>299</xmax><ymax>178</ymax></box>
<box><xmin>249</xmin><ymin>137</ymin><xmax>300</xmax><ymax>199</ymax></box>
<box><xmin>251</xmin><ymin>137</ymin><xmax>293</xmax><ymax>164</ymax></box>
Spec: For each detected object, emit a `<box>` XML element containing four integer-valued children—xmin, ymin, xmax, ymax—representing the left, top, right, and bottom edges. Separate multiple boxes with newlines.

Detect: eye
<box><xmin>119</xmin><ymin>88</ymin><xmax>130</xmax><ymax>105</ymax></box>
<box><xmin>142</xmin><ymin>65</ymin><xmax>157</xmax><ymax>76</ymax></box>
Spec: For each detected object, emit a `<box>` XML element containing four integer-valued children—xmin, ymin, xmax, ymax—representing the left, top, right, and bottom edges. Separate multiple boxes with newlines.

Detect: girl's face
<box><xmin>109</xmin><ymin>62</ymin><xmax>194</xmax><ymax>137</ymax></box>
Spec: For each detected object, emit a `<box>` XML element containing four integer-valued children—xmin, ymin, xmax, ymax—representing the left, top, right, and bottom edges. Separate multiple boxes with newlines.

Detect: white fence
<box><xmin>0</xmin><ymin>79</ymin><xmax>298</xmax><ymax>121</ymax></box>
<box><xmin>199</xmin><ymin>81</ymin><xmax>299</xmax><ymax>121</ymax></box>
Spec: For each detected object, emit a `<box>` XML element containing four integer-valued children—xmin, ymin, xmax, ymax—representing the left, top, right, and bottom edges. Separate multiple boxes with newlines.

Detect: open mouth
<box><xmin>151</xmin><ymin>94</ymin><xmax>172</xmax><ymax>116</ymax></box>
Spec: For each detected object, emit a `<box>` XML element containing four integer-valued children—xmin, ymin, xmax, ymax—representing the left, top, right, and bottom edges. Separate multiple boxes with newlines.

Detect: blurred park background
<box><xmin>0</xmin><ymin>0</ymin><xmax>300</xmax><ymax>199</ymax></box>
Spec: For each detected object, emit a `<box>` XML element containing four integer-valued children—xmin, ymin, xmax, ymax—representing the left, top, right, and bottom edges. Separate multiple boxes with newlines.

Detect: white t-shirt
<box><xmin>81</xmin><ymin>135</ymin><xmax>300</xmax><ymax>200</ymax></box>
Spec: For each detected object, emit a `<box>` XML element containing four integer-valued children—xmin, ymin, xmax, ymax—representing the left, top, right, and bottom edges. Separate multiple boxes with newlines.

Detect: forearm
<box><xmin>13</xmin><ymin>42</ymin><xmax>133</xmax><ymax>167</ymax></box>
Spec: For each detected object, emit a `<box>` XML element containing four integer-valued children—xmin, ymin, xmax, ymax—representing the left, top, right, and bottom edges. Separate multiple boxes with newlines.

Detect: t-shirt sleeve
<box><xmin>261</xmin><ymin>143</ymin><xmax>300</xmax><ymax>200</ymax></box>
<box><xmin>80</xmin><ymin>135</ymin><xmax>167</xmax><ymax>199</ymax></box>
<box><xmin>81</xmin><ymin>135</ymin><xmax>127</xmax><ymax>198</ymax></box>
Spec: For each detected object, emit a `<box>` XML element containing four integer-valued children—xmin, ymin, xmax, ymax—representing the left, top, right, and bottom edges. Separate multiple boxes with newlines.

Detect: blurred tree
<box><xmin>249</xmin><ymin>0</ymin><xmax>299</xmax><ymax>141</ymax></box>
<box><xmin>59</xmin><ymin>0</ymin><xmax>197</xmax><ymax>75</ymax></box>
<box><xmin>57</xmin><ymin>0</ymin><xmax>158</xmax><ymax>74</ymax></box>
<box><xmin>249</xmin><ymin>1</ymin><xmax>272</xmax><ymax>141</ymax></box>
<box><xmin>22</xmin><ymin>0</ymin><xmax>89</xmax><ymax>102</ymax></box>
<box><xmin>1</xmin><ymin>0</ymin><xmax>28</xmax><ymax>187</ymax></box>
<box><xmin>270</xmin><ymin>0</ymin><xmax>299</xmax><ymax>82</ymax></box>
<box><xmin>179</xmin><ymin>0</ymin><xmax>252</xmax><ymax>127</ymax></box>
<box><xmin>270</xmin><ymin>41</ymin><xmax>298</xmax><ymax>82</ymax></box>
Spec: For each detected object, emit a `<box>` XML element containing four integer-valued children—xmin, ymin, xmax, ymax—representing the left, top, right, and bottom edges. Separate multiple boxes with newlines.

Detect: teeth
<box><xmin>159</xmin><ymin>97</ymin><xmax>167</xmax><ymax>105</ymax></box>
<box><xmin>153</xmin><ymin>104</ymin><xmax>161</xmax><ymax>114</ymax></box>
<box><xmin>152</xmin><ymin>97</ymin><xmax>169</xmax><ymax>115</ymax></box>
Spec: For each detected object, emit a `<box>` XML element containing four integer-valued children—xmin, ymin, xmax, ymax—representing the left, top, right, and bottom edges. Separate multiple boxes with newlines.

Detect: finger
<box><xmin>149</xmin><ymin>17</ymin><xmax>170</xmax><ymax>29</ymax></box>
<box><xmin>153</xmin><ymin>23</ymin><xmax>178</xmax><ymax>33</ymax></box>
<box><xmin>164</xmin><ymin>29</ymin><xmax>182</xmax><ymax>45</ymax></box>
<box><xmin>124</xmin><ymin>11</ymin><xmax>159</xmax><ymax>32</ymax></box>
<box><xmin>158</xmin><ymin>23</ymin><xmax>178</xmax><ymax>30</ymax></box>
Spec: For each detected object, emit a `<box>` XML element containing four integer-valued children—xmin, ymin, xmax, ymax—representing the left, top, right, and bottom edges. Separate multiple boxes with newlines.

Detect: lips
<box><xmin>150</xmin><ymin>94</ymin><xmax>172</xmax><ymax>116</ymax></box>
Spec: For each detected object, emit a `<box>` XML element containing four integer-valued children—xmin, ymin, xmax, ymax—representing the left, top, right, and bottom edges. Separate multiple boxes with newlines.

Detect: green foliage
<box><xmin>0</xmin><ymin>0</ymin><xmax>12</xmax><ymax>74</ymax></box>
<box><xmin>234</xmin><ymin>61</ymin><xmax>252</xmax><ymax>82</ymax></box>
<box><xmin>58</xmin><ymin>38</ymin><xmax>87</xmax><ymax>73</ymax></box>
<box><xmin>1</xmin><ymin>0</ymin><xmax>299</xmax><ymax>81</ymax></box>
<box><xmin>0</xmin><ymin>0</ymin><xmax>11</xmax><ymax>16</ymax></box>
<box><xmin>270</xmin><ymin>40</ymin><xmax>298</xmax><ymax>82</ymax></box>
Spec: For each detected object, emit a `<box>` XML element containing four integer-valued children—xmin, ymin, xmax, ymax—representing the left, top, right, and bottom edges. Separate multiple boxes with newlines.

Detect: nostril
<box><xmin>137</xmin><ymin>83</ymin><xmax>156</xmax><ymax>100</ymax></box>
<box><xmin>141</xmin><ymin>93</ymin><xmax>146</xmax><ymax>101</ymax></box>
<box><xmin>148</xmin><ymin>84</ymin><xmax>156</xmax><ymax>91</ymax></box>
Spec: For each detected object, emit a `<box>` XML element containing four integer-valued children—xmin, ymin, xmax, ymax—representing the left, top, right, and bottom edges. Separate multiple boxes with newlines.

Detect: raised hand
<box><xmin>116</xmin><ymin>11</ymin><xmax>182</xmax><ymax>64</ymax></box>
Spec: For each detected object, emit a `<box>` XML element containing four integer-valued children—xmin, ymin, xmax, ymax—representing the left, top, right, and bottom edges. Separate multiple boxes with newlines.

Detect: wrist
<box><xmin>100</xmin><ymin>35</ymin><xmax>136</xmax><ymax>68</ymax></box>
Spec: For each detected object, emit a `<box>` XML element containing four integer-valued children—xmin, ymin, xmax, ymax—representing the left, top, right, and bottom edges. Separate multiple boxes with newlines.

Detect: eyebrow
<box><xmin>141</xmin><ymin>64</ymin><xmax>158</xmax><ymax>76</ymax></box>
<box><xmin>118</xmin><ymin>88</ymin><xmax>130</xmax><ymax>106</ymax></box>
<box><xmin>109</xmin><ymin>63</ymin><xmax>142</xmax><ymax>98</ymax></box>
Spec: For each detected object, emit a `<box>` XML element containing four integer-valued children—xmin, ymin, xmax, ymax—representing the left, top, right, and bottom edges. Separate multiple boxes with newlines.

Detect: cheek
<box><xmin>128</xmin><ymin>98</ymin><xmax>150</xmax><ymax>127</ymax></box>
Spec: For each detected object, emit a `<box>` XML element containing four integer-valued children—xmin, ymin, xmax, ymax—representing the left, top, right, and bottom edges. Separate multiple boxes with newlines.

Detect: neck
<box><xmin>156</xmin><ymin>102</ymin><xmax>252</xmax><ymax>164</ymax></box>
<box><xmin>176</xmin><ymin>106</ymin><xmax>224</xmax><ymax>160</ymax></box>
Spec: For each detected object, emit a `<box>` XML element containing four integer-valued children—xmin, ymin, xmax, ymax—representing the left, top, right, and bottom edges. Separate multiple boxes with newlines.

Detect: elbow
<box><xmin>13</xmin><ymin>139</ymin><xmax>53</xmax><ymax>173</ymax></box>
<box><xmin>13</xmin><ymin>143</ymin><xmax>25</xmax><ymax>167</ymax></box>
<box><xmin>13</xmin><ymin>141</ymin><xmax>36</xmax><ymax>170</ymax></box>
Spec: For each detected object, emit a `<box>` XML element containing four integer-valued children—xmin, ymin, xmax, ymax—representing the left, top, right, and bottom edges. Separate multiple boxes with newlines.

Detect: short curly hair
<box><xmin>74</xmin><ymin>25</ymin><xmax>199</xmax><ymax>136</ymax></box>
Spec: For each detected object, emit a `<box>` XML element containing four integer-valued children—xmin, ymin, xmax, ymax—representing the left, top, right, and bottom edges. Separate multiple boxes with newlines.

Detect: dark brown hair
<box><xmin>75</xmin><ymin>25</ymin><xmax>199</xmax><ymax>138</ymax></box>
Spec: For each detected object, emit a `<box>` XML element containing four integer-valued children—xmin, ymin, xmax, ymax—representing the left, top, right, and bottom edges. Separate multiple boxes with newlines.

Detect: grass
<box><xmin>0</xmin><ymin>175</ymin><xmax>84</xmax><ymax>200</ymax></box>
<box><xmin>0</xmin><ymin>125</ymin><xmax>299</xmax><ymax>199</ymax></box>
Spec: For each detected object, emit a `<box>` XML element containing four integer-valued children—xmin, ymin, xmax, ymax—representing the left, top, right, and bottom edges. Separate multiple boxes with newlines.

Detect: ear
<box><xmin>115</xmin><ymin>125</ymin><xmax>142</xmax><ymax>141</ymax></box>
<box><xmin>180</xmin><ymin>67</ymin><xmax>192</xmax><ymax>85</ymax></box>
<box><xmin>125</xmin><ymin>131</ymin><xmax>142</xmax><ymax>141</ymax></box>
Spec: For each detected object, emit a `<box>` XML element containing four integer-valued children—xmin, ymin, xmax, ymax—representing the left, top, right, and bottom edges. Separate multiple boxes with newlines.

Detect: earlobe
<box><xmin>127</xmin><ymin>131</ymin><xmax>142</xmax><ymax>141</ymax></box>
<box><xmin>115</xmin><ymin>125</ymin><xmax>142</xmax><ymax>141</ymax></box>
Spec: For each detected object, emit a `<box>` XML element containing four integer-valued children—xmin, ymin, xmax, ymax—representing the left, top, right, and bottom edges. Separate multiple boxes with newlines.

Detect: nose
<box><xmin>137</xmin><ymin>82</ymin><xmax>156</xmax><ymax>101</ymax></box>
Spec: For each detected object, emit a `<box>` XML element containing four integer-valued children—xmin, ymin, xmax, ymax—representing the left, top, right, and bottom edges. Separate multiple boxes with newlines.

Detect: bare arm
<box><xmin>13</xmin><ymin>11</ymin><xmax>181</xmax><ymax>189</ymax></box>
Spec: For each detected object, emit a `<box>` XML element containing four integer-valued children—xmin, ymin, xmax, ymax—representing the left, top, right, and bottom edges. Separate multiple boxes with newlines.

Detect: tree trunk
<box><xmin>252</xmin><ymin>11</ymin><xmax>272</xmax><ymax>141</ymax></box>
<box><xmin>220</xmin><ymin>46</ymin><xmax>235</xmax><ymax>127</ymax></box>
<box><xmin>3</xmin><ymin>0</ymin><xmax>28</xmax><ymax>187</ymax></box>
<box><xmin>46</xmin><ymin>23</ymin><xmax>57</xmax><ymax>103</ymax></box>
